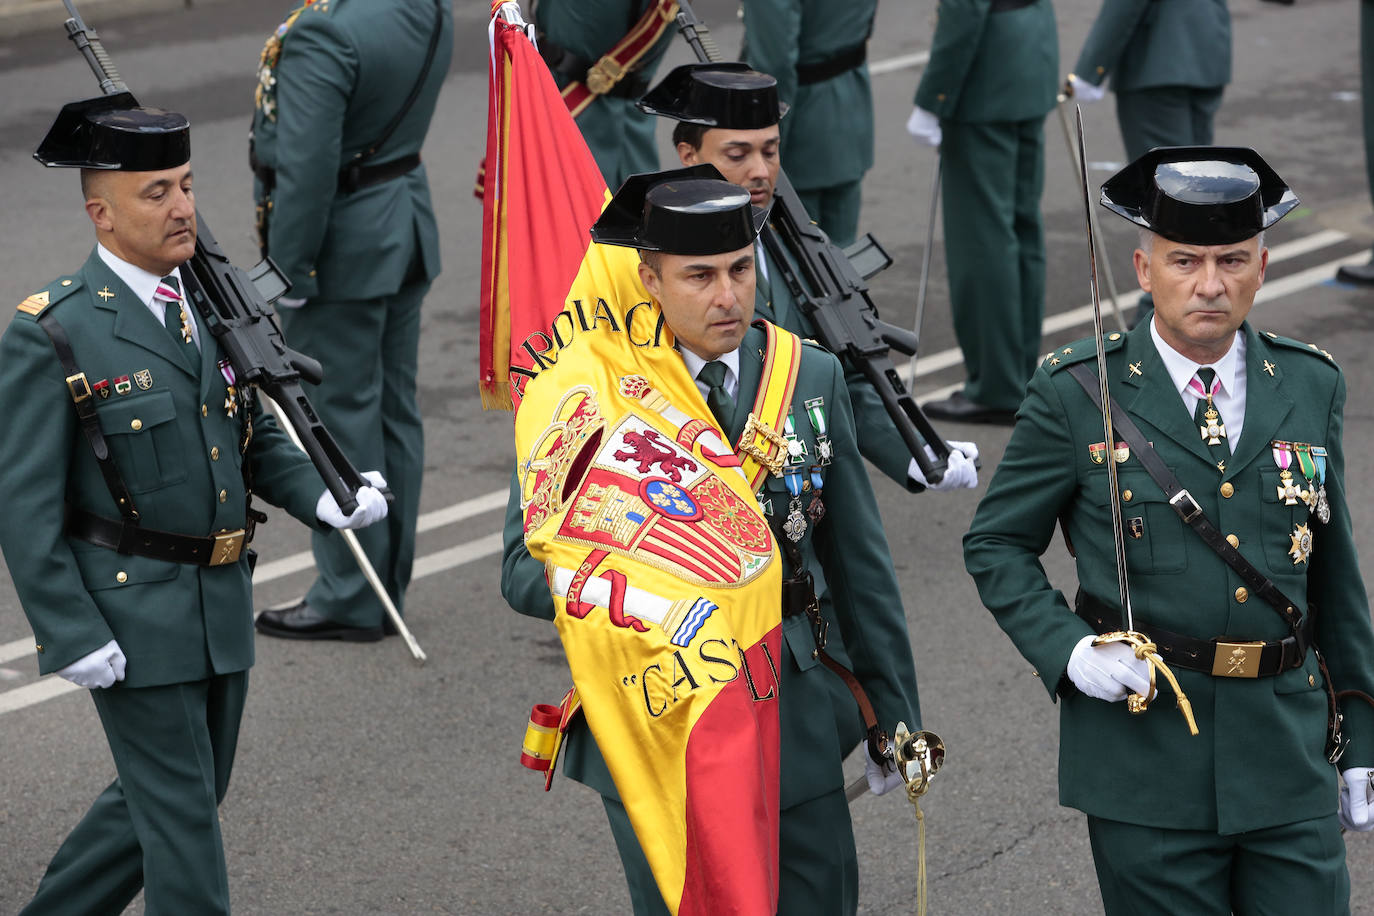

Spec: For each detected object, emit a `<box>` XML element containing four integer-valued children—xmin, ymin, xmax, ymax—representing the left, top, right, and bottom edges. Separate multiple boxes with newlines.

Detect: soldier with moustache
<box><xmin>964</xmin><ymin>147</ymin><xmax>1374</xmax><ymax>913</ymax></box>
<box><xmin>1</xmin><ymin>96</ymin><xmax>387</xmax><ymax>915</ymax></box>
<box><xmin>502</xmin><ymin>170</ymin><xmax>922</xmax><ymax>915</ymax></box>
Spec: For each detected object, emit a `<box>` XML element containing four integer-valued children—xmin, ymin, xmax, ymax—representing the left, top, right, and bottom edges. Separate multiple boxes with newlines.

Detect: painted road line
<box><xmin>870</xmin><ymin>51</ymin><xmax>930</xmax><ymax>76</ymax></box>
<box><xmin>0</xmin><ymin>677</ymin><xmax>79</xmax><ymax>714</ymax></box>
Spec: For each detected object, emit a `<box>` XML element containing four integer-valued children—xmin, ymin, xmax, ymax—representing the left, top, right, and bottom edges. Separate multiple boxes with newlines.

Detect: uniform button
<box><xmin>130</xmin><ymin>418</ymin><xmax>143</xmax><ymax>431</ymax></box>
<box><xmin>211</xmin><ymin>446</ymin><xmax>220</xmax><ymax>461</ymax></box>
<box><xmin>116</xmin><ymin>571</ymin><xmax>128</xmax><ymax>583</ymax></box>
<box><xmin>1121</xmin><ymin>489</ymin><xmax>1133</xmax><ymax>502</ymax></box>
<box><xmin>219</xmin><ymin>489</ymin><xmax>228</xmax><ymax>503</ymax></box>
<box><xmin>1308</xmin><ymin>675</ymin><xmax>1316</xmax><ymax>687</ymax></box>
<box><xmin>1096</xmin><ymin>66</ymin><xmax>1105</xmax><ymax>75</ymax></box>
<box><xmin>1226</xmin><ymin>534</ymin><xmax>1239</xmax><ymax>548</ymax></box>
<box><xmin>1235</xmin><ymin>586</ymin><xmax>1249</xmax><ymax>603</ymax></box>
<box><xmin>61</xmin><ymin>279</ymin><xmax>72</xmax><ymax>287</ymax></box>
<box><xmin>1220</xmin><ymin>482</ymin><xmax>1234</xmax><ymax>498</ymax></box>
<box><xmin>309</xmin><ymin>269</ymin><xmax>317</xmax><ymax>277</ymax></box>
<box><xmin>936</xmin><ymin>93</ymin><xmax>946</xmax><ymax>102</ymax></box>
<box><xmin>1109</xmin><ymin>333</ymin><xmax>1121</xmax><ymax>341</ymax></box>
<box><xmin>201</xmin><ymin>404</ymin><xmax>209</xmax><ymax>417</ymax></box>
<box><xmin>35</xmin><ymin>644</ymin><xmax>43</xmax><ymax>653</ymax></box>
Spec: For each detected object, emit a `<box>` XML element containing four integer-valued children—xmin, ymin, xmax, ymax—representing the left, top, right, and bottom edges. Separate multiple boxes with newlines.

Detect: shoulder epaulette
<box><xmin>15</xmin><ymin>276</ymin><xmax>82</xmax><ymax>318</ymax></box>
<box><xmin>1260</xmin><ymin>329</ymin><xmax>1338</xmax><ymax>366</ymax></box>
<box><xmin>1041</xmin><ymin>331</ymin><xmax>1126</xmax><ymax>373</ymax></box>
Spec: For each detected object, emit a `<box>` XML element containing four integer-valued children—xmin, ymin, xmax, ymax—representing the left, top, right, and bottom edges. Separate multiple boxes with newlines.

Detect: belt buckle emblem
<box><xmin>209</xmin><ymin>529</ymin><xmax>246</xmax><ymax>566</ymax></box>
<box><xmin>1212</xmin><ymin>640</ymin><xmax>1264</xmax><ymax>678</ymax></box>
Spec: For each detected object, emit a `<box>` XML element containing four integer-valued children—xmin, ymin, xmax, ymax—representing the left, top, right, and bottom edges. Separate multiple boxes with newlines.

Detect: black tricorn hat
<box><xmin>34</xmin><ymin>92</ymin><xmax>191</xmax><ymax>171</ymax></box>
<box><xmin>637</xmin><ymin>63</ymin><xmax>788</xmax><ymax>129</ymax></box>
<box><xmin>1100</xmin><ymin>146</ymin><xmax>1298</xmax><ymax>245</ymax></box>
<box><xmin>591</xmin><ymin>164</ymin><xmax>769</xmax><ymax>255</ymax></box>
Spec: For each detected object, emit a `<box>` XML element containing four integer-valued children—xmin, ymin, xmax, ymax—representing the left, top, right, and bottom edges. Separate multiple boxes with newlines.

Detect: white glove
<box><xmin>1066</xmin><ymin>73</ymin><xmax>1106</xmax><ymax>103</ymax></box>
<box><xmin>1340</xmin><ymin>767</ymin><xmax>1374</xmax><ymax>831</ymax></box>
<box><xmin>865</xmin><ymin>750</ymin><xmax>906</xmax><ymax>797</ymax></box>
<box><xmin>275</xmin><ymin>296</ymin><xmax>308</xmax><ymax>309</ymax></box>
<box><xmin>56</xmin><ymin>639</ymin><xmax>127</xmax><ymax>689</ymax></box>
<box><xmin>905</xmin><ymin>106</ymin><xmax>942</xmax><ymax>147</ymax></box>
<box><xmin>910</xmin><ymin>440</ymin><xmax>979</xmax><ymax>491</ymax></box>
<box><xmin>1066</xmin><ymin>634</ymin><xmax>1152</xmax><ymax>702</ymax></box>
<box><xmin>317</xmin><ymin>470</ymin><xmax>389</xmax><ymax>529</ymax></box>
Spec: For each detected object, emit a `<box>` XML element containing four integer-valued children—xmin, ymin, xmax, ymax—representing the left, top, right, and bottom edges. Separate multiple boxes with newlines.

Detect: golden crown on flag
<box><xmin>521</xmin><ymin>387</ymin><xmax>606</xmax><ymax>532</ymax></box>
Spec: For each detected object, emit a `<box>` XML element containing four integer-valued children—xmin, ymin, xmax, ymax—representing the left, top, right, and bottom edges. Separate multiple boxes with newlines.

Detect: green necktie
<box><xmin>1192</xmin><ymin>367</ymin><xmax>1229</xmax><ymax>469</ymax></box>
<box><xmin>696</xmin><ymin>360</ymin><xmax>733</xmax><ymax>429</ymax></box>
<box><xmin>155</xmin><ymin>275</ymin><xmax>200</xmax><ymax>371</ymax></box>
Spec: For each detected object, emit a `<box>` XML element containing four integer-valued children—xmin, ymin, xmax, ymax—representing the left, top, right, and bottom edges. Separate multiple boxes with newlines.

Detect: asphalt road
<box><xmin>2</xmin><ymin>0</ymin><xmax>1373</xmax><ymax>913</ymax></box>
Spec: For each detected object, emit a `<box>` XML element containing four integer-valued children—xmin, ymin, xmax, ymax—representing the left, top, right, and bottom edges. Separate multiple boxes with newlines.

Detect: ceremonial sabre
<box><xmin>907</xmin><ymin>152</ymin><xmax>942</xmax><ymax>389</ymax></box>
<box><xmin>1071</xmin><ymin>106</ymin><xmax>1195</xmax><ymax>736</ymax></box>
<box><xmin>1057</xmin><ymin>94</ymin><xmax>1126</xmax><ymax>332</ymax></box>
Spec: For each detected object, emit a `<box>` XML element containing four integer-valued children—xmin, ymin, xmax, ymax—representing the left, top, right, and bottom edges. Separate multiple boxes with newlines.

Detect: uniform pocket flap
<box><xmin>95</xmin><ymin>389</ymin><xmax>177</xmax><ymax>436</ymax></box>
<box><xmin>74</xmin><ymin>547</ymin><xmax>180</xmax><ymax>592</ymax></box>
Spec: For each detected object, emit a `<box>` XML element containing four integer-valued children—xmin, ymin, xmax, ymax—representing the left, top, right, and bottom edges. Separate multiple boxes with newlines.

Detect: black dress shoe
<box><xmin>922</xmin><ymin>390</ymin><xmax>1016</xmax><ymax>426</ymax></box>
<box><xmin>1336</xmin><ymin>257</ymin><xmax>1374</xmax><ymax>287</ymax></box>
<box><xmin>255</xmin><ymin>599</ymin><xmax>385</xmax><ymax>642</ymax></box>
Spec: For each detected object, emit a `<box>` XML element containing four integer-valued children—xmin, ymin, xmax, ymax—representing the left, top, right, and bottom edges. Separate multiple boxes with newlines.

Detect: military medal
<box><xmin>1271</xmin><ymin>441</ymin><xmax>1305</xmax><ymax>506</ymax></box>
<box><xmin>782</xmin><ymin>411</ymin><xmax>808</xmax><ymax>466</ymax></box>
<box><xmin>783</xmin><ymin>466</ymin><xmax>807</xmax><ymax>542</ymax></box>
<box><xmin>1190</xmin><ymin>373</ymin><xmax>1225</xmax><ymax>445</ymax></box>
<box><xmin>92</xmin><ymin>379</ymin><xmax>110</xmax><ymax>399</ymax></box>
<box><xmin>114</xmin><ymin>375</ymin><xmax>131</xmax><ymax>395</ymax></box>
<box><xmin>219</xmin><ymin>359</ymin><xmax>239</xmax><ymax>418</ymax></box>
<box><xmin>804</xmin><ymin>397</ymin><xmax>833</xmax><ymax>466</ymax></box>
<box><xmin>806</xmin><ymin>466</ymin><xmax>826</xmax><ymax>524</ymax></box>
<box><xmin>1292</xmin><ymin>443</ymin><xmax>1319</xmax><ymax>511</ymax></box>
<box><xmin>134</xmin><ymin>369</ymin><xmax>153</xmax><ymax>390</ymax></box>
<box><xmin>1288</xmin><ymin>522</ymin><xmax>1314</xmax><ymax>565</ymax></box>
<box><xmin>1311</xmin><ymin>446</ymin><xmax>1331</xmax><ymax>524</ymax></box>
<box><xmin>1088</xmin><ymin>441</ymin><xmax>1130</xmax><ymax>464</ymax></box>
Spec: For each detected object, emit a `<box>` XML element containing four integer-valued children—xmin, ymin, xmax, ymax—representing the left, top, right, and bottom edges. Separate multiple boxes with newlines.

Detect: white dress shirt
<box><xmin>1150</xmin><ymin>317</ymin><xmax>1247</xmax><ymax>449</ymax></box>
<box><xmin>97</xmin><ymin>244</ymin><xmax>201</xmax><ymax>351</ymax></box>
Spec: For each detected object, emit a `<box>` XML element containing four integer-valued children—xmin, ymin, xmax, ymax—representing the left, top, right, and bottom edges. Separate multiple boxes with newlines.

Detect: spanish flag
<box><xmin>485</xmin><ymin>7</ymin><xmax>783</xmax><ymax>911</ymax></box>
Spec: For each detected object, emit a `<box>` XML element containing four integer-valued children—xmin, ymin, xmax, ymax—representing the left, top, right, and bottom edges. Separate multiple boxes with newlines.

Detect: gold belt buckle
<box><xmin>585</xmin><ymin>55</ymin><xmax>626</xmax><ymax>95</ymax></box>
<box><xmin>66</xmin><ymin>372</ymin><xmax>92</xmax><ymax>403</ymax></box>
<box><xmin>739</xmin><ymin>413</ymin><xmax>787</xmax><ymax>477</ymax></box>
<box><xmin>1212</xmin><ymin>640</ymin><xmax>1265</xmax><ymax>678</ymax></box>
<box><xmin>209</xmin><ymin>529</ymin><xmax>246</xmax><ymax>566</ymax></box>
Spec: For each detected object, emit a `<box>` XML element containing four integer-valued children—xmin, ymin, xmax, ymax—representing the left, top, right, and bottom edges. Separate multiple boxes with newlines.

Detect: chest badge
<box><xmin>1288</xmin><ymin>523</ymin><xmax>1313</xmax><ymax>565</ymax></box>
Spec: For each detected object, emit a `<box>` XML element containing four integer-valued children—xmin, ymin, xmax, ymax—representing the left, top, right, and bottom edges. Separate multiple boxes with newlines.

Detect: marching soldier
<box><xmin>502</xmin><ymin>170</ymin><xmax>922</xmax><ymax>915</ymax></box>
<box><xmin>2</xmin><ymin>95</ymin><xmax>387</xmax><ymax>915</ymax></box>
<box><xmin>638</xmin><ymin>62</ymin><xmax>979</xmax><ymax>495</ymax></box>
<box><xmin>964</xmin><ymin>147</ymin><xmax>1374</xmax><ymax>913</ymax></box>
<box><xmin>907</xmin><ymin>0</ymin><xmax>1059</xmax><ymax>425</ymax></box>
<box><xmin>534</xmin><ymin>0</ymin><xmax>679</xmax><ymax>188</ymax></box>
<box><xmin>249</xmin><ymin>0</ymin><xmax>451</xmax><ymax>641</ymax></box>
<box><xmin>740</xmin><ymin>0</ymin><xmax>877</xmax><ymax>248</ymax></box>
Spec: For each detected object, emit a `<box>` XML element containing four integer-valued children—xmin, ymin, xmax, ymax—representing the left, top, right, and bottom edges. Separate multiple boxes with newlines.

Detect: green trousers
<box><xmin>1114</xmin><ymin>86</ymin><xmax>1225</xmax><ymax>162</ymax></box>
<box><xmin>22</xmin><ymin>673</ymin><xmax>249</xmax><ymax>916</ymax></box>
<box><xmin>1087</xmin><ymin>813</ymin><xmax>1351</xmax><ymax>915</ymax></box>
<box><xmin>1362</xmin><ymin>1</ymin><xmax>1374</xmax><ymax>214</ymax></box>
<box><xmin>796</xmin><ymin>179</ymin><xmax>863</xmax><ymax>250</ymax></box>
<box><xmin>603</xmin><ymin>788</ymin><xmax>859</xmax><ymax>915</ymax></box>
<box><xmin>940</xmin><ymin>117</ymin><xmax>1048</xmax><ymax>410</ymax></box>
<box><xmin>278</xmin><ymin>280</ymin><xmax>428</xmax><ymax>628</ymax></box>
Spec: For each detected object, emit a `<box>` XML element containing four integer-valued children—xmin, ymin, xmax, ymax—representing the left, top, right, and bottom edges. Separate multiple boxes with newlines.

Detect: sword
<box><xmin>1057</xmin><ymin>94</ymin><xmax>1126</xmax><ymax>332</ymax></box>
<box><xmin>907</xmin><ymin>151</ymin><xmax>942</xmax><ymax>389</ymax></box>
<box><xmin>1070</xmin><ymin>105</ymin><xmax>1195</xmax><ymax>736</ymax></box>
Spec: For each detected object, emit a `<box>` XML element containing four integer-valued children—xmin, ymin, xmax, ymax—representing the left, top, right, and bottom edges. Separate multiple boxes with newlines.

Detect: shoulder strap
<box><xmin>557</xmin><ymin>0</ymin><xmax>679</xmax><ymax>117</ymax></box>
<box><xmin>35</xmin><ymin>313</ymin><xmax>142</xmax><ymax>532</ymax></box>
<box><xmin>734</xmin><ymin>321</ymin><xmax>803</xmax><ymax>492</ymax></box>
<box><xmin>348</xmin><ymin>0</ymin><xmax>444</xmax><ymax>167</ymax></box>
<box><xmin>1066</xmin><ymin>362</ymin><xmax>1307</xmax><ymax>644</ymax></box>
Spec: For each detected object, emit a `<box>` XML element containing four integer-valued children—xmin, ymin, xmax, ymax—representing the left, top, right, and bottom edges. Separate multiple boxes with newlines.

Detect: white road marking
<box><xmin>869</xmin><ymin>51</ymin><xmax>930</xmax><ymax>76</ymax></box>
<box><xmin>0</xmin><ymin>231</ymin><xmax>1362</xmax><ymax>715</ymax></box>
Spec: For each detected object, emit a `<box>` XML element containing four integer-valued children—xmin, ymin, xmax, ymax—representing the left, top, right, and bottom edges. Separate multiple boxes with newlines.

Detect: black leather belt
<box><xmin>1075</xmin><ymin>591</ymin><xmax>1311</xmax><ymax>679</ymax></box>
<box><xmin>990</xmin><ymin>0</ymin><xmax>1038</xmax><ymax>11</ymax></box>
<box><xmin>252</xmin><ymin>152</ymin><xmax>422</xmax><ymax>197</ymax></box>
<box><xmin>66</xmin><ymin>505</ymin><xmax>249</xmax><ymax>567</ymax></box>
<box><xmin>797</xmin><ymin>43</ymin><xmax>867</xmax><ymax>86</ymax></box>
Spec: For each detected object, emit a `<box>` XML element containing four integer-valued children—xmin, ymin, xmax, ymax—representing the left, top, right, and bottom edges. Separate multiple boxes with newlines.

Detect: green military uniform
<box><xmin>963</xmin><ymin>323</ymin><xmax>1374</xmax><ymax>912</ymax></box>
<box><xmin>742</xmin><ymin>0</ymin><xmax>877</xmax><ymax>247</ymax></box>
<box><xmin>915</xmin><ymin>0</ymin><xmax>1058</xmax><ymax>412</ymax></box>
<box><xmin>1073</xmin><ymin>0</ymin><xmax>1230</xmax><ymax>161</ymax></box>
<box><xmin>249</xmin><ymin>0</ymin><xmax>451</xmax><ymax>629</ymax></box>
<box><xmin>1</xmin><ymin>252</ymin><xmax>327</xmax><ymax>914</ymax></box>
<box><xmin>536</xmin><ymin>0</ymin><xmax>676</xmax><ymax>188</ymax></box>
<box><xmin>503</xmin><ymin>321</ymin><xmax>920</xmax><ymax>915</ymax></box>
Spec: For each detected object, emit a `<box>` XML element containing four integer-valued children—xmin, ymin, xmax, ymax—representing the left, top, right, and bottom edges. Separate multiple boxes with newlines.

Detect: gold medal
<box><xmin>1288</xmin><ymin>523</ymin><xmax>1313</xmax><ymax>565</ymax></box>
<box><xmin>1276</xmin><ymin>469</ymin><xmax>1304</xmax><ymax>506</ymax></box>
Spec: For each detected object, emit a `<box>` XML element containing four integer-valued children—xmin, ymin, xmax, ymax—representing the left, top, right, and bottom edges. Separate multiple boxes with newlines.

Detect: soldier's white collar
<box><xmin>679</xmin><ymin>345</ymin><xmax>740</xmax><ymax>401</ymax></box>
<box><xmin>96</xmin><ymin>243</ymin><xmax>184</xmax><ymax>311</ymax></box>
<box><xmin>1149</xmin><ymin>318</ymin><xmax>1245</xmax><ymax>399</ymax></box>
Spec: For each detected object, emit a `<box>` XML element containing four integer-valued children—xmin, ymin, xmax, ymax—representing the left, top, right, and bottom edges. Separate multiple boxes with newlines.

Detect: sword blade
<box><xmin>907</xmin><ymin>152</ymin><xmax>942</xmax><ymax>388</ymax></box>
<box><xmin>1073</xmin><ymin>105</ymin><xmax>1134</xmax><ymax>631</ymax></box>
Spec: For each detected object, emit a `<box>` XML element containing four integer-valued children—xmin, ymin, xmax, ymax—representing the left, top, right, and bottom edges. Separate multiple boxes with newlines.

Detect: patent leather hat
<box><xmin>35</xmin><ymin>92</ymin><xmax>191</xmax><ymax>171</ymax></box>
<box><xmin>1101</xmin><ymin>146</ymin><xmax>1298</xmax><ymax>245</ymax></box>
<box><xmin>637</xmin><ymin>63</ymin><xmax>788</xmax><ymax>128</ymax></box>
<box><xmin>591</xmin><ymin>164</ymin><xmax>769</xmax><ymax>255</ymax></box>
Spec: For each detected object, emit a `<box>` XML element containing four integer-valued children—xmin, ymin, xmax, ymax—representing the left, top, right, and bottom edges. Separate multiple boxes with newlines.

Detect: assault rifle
<box><xmin>59</xmin><ymin>0</ymin><xmax>376</xmax><ymax>514</ymax></box>
<box><xmin>675</xmin><ymin>0</ymin><xmax>961</xmax><ymax>483</ymax></box>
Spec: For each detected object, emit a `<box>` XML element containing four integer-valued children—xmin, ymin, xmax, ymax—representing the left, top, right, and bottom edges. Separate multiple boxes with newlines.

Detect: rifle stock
<box><xmin>674</xmin><ymin>0</ymin><xmax>958</xmax><ymax>483</ymax></box>
<box><xmin>59</xmin><ymin>0</ymin><xmax>377</xmax><ymax>514</ymax></box>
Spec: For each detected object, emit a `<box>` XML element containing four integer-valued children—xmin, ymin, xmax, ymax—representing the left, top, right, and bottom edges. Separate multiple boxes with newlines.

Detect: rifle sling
<box><xmin>1066</xmin><ymin>362</ymin><xmax>1306</xmax><ymax>646</ymax></box>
